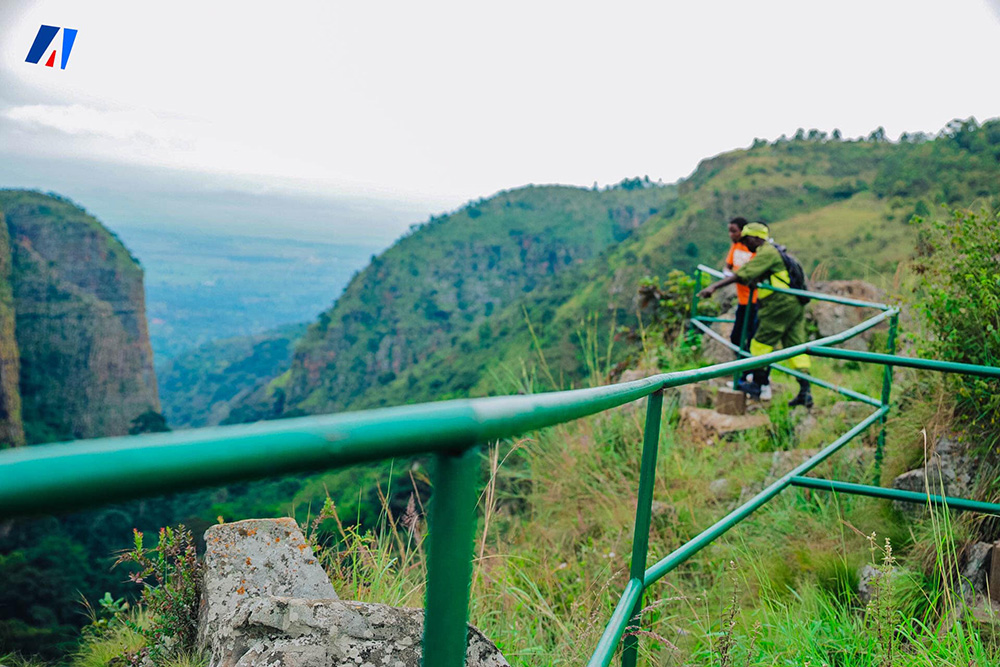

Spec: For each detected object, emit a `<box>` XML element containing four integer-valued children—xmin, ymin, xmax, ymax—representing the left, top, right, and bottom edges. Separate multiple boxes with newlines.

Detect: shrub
<box><xmin>114</xmin><ymin>526</ymin><xmax>202</xmax><ymax>666</ymax></box>
<box><xmin>911</xmin><ymin>208</ymin><xmax>1000</xmax><ymax>445</ymax></box>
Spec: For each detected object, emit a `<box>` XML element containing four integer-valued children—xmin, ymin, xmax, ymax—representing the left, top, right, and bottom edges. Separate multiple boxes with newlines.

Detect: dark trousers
<box><xmin>730</xmin><ymin>303</ymin><xmax>759</xmax><ymax>350</ymax></box>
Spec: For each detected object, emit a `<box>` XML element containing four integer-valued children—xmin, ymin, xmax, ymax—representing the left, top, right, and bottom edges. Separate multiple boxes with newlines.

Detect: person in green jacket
<box><xmin>697</xmin><ymin>222</ymin><xmax>813</xmax><ymax>407</ymax></box>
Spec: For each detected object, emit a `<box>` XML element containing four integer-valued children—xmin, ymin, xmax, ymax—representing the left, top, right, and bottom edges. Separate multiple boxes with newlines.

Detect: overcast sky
<box><xmin>2</xmin><ymin>0</ymin><xmax>1000</xmax><ymax>242</ymax></box>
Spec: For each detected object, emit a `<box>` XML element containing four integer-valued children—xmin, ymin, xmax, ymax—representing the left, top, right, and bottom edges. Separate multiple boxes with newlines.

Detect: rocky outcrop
<box><xmin>891</xmin><ymin>434</ymin><xmax>973</xmax><ymax>513</ymax></box>
<box><xmin>217</xmin><ymin>597</ymin><xmax>508</xmax><ymax>667</ymax></box>
<box><xmin>679</xmin><ymin>406</ymin><xmax>770</xmax><ymax>442</ymax></box>
<box><xmin>0</xmin><ymin>191</ymin><xmax>158</xmax><ymax>444</ymax></box>
<box><xmin>808</xmin><ymin>281</ymin><xmax>888</xmax><ymax>351</ymax></box>
<box><xmin>200</xmin><ymin>519</ymin><xmax>508</xmax><ymax>667</ymax></box>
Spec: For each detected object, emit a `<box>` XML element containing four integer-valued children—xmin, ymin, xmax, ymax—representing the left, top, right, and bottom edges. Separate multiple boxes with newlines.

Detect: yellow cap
<box><xmin>741</xmin><ymin>222</ymin><xmax>769</xmax><ymax>240</ymax></box>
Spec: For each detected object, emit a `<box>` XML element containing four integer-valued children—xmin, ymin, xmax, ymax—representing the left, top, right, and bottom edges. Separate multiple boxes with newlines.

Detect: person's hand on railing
<box><xmin>698</xmin><ymin>285</ymin><xmax>716</xmax><ymax>299</ymax></box>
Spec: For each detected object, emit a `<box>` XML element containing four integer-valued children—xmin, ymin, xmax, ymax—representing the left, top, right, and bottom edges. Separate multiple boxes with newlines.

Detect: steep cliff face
<box><xmin>0</xmin><ymin>190</ymin><xmax>158</xmax><ymax>445</ymax></box>
<box><xmin>0</xmin><ymin>214</ymin><xmax>24</xmax><ymax>446</ymax></box>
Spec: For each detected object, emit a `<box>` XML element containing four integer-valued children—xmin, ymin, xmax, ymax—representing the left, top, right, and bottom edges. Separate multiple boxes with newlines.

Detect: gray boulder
<box><xmin>199</xmin><ymin>518</ymin><xmax>337</xmax><ymax>649</ymax></box>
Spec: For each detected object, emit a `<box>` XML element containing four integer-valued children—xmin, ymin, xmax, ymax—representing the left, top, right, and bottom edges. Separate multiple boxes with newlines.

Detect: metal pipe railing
<box><xmin>696</xmin><ymin>264</ymin><xmax>892</xmax><ymax>310</ymax></box>
<box><xmin>587</xmin><ymin>407</ymin><xmax>888</xmax><ymax>667</ymax></box>
<box><xmin>621</xmin><ymin>391</ymin><xmax>663</xmax><ymax>667</ymax></box>
<box><xmin>642</xmin><ymin>406</ymin><xmax>887</xmax><ymax>587</ymax></box>
<box><xmin>0</xmin><ymin>311</ymin><xmax>897</xmax><ymax>518</ymax></box>
<box><xmin>808</xmin><ymin>346</ymin><xmax>1000</xmax><ymax>379</ymax></box>
<box><xmin>789</xmin><ymin>476</ymin><xmax>1000</xmax><ymax>516</ymax></box>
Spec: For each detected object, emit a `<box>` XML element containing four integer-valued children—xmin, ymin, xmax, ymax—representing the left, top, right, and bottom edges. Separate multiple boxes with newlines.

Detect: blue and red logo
<box><xmin>25</xmin><ymin>25</ymin><xmax>78</xmax><ymax>69</ymax></box>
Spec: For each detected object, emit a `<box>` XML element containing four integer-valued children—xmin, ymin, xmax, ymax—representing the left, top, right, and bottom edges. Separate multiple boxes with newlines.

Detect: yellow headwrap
<box><xmin>741</xmin><ymin>222</ymin><xmax>769</xmax><ymax>240</ymax></box>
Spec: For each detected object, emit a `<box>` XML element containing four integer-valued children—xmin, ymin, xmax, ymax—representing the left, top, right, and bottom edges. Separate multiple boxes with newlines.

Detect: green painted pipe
<box><xmin>697</xmin><ymin>264</ymin><xmax>891</xmax><ymax>310</ymax></box>
<box><xmin>807</xmin><ymin>347</ymin><xmax>1000</xmax><ymax>379</ymax></box>
<box><xmin>587</xmin><ymin>578</ymin><xmax>644</xmax><ymax>667</ymax></box>
<box><xmin>621</xmin><ymin>391</ymin><xmax>663</xmax><ymax>667</ymax></box>
<box><xmin>690</xmin><ymin>318</ymin><xmax>882</xmax><ymax>406</ymax></box>
<box><xmin>693</xmin><ymin>316</ymin><xmax>737</xmax><ymax>324</ymax></box>
<box><xmin>875</xmin><ymin>313</ymin><xmax>899</xmax><ymax>480</ymax></box>
<box><xmin>642</xmin><ymin>407</ymin><xmax>888</xmax><ymax>587</ymax></box>
<box><xmin>789</xmin><ymin>476</ymin><xmax>1000</xmax><ymax>516</ymax></box>
<box><xmin>0</xmin><ymin>309</ymin><xmax>896</xmax><ymax>518</ymax></box>
<box><xmin>423</xmin><ymin>447</ymin><xmax>480</xmax><ymax>667</ymax></box>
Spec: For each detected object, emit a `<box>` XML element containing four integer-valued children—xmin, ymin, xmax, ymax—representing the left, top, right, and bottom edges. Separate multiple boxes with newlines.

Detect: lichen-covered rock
<box><xmin>217</xmin><ymin>598</ymin><xmax>508</xmax><ymax>667</ymax></box>
<box><xmin>199</xmin><ymin>518</ymin><xmax>337</xmax><ymax>652</ymax></box>
<box><xmin>200</xmin><ymin>519</ymin><xmax>508</xmax><ymax>667</ymax></box>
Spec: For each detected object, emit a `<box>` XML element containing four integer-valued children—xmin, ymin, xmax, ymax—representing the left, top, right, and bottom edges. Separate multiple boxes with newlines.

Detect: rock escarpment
<box><xmin>200</xmin><ymin>519</ymin><xmax>508</xmax><ymax>667</ymax></box>
<box><xmin>0</xmin><ymin>190</ymin><xmax>158</xmax><ymax>445</ymax></box>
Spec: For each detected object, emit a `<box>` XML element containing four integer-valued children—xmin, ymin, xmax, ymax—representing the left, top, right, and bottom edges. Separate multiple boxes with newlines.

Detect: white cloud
<box><xmin>6</xmin><ymin>103</ymin><xmax>191</xmax><ymax>145</ymax></box>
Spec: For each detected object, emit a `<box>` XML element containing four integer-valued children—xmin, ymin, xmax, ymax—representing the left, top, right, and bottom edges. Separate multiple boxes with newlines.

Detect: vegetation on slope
<box><xmin>224</xmin><ymin>180</ymin><xmax>676</xmax><ymax>422</ymax></box>
<box><xmin>13</xmin><ymin>118</ymin><xmax>1000</xmax><ymax>662</ymax></box>
<box><xmin>157</xmin><ymin>323</ymin><xmax>307</xmax><ymax>428</ymax></box>
<box><xmin>0</xmin><ymin>191</ymin><xmax>167</xmax><ymax>657</ymax></box>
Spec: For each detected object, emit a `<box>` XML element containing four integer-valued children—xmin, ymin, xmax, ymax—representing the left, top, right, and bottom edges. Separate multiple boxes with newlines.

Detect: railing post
<box><xmin>874</xmin><ymin>313</ymin><xmax>899</xmax><ymax>482</ymax></box>
<box><xmin>423</xmin><ymin>446</ymin><xmax>480</xmax><ymax>667</ymax></box>
<box><xmin>732</xmin><ymin>301</ymin><xmax>753</xmax><ymax>389</ymax></box>
<box><xmin>621</xmin><ymin>389</ymin><xmax>663</xmax><ymax>667</ymax></box>
<box><xmin>687</xmin><ymin>270</ymin><xmax>702</xmax><ymax>348</ymax></box>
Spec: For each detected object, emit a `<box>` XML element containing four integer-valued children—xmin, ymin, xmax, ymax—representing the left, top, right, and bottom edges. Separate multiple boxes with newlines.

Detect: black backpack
<box><xmin>771</xmin><ymin>243</ymin><xmax>810</xmax><ymax>305</ymax></box>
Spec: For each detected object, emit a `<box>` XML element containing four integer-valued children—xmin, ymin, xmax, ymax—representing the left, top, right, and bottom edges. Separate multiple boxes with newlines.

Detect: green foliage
<box><xmin>80</xmin><ymin>592</ymin><xmax>130</xmax><ymax>641</ymax></box>
<box><xmin>157</xmin><ymin>323</ymin><xmax>307</xmax><ymax>428</ymax></box>
<box><xmin>114</xmin><ymin>526</ymin><xmax>202</xmax><ymax>666</ymax></box>
<box><xmin>911</xmin><ymin>207</ymin><xmax>1000</xmax><ymax>443</ymax></box>
<box><xmin>637</xmin><ymin>270</ymin><xmax>701</xmax><ymax>343</ymax></box>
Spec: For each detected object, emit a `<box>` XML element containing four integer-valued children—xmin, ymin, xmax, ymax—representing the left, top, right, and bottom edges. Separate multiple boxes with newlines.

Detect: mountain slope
<box><xmin>0</xmin><ymin>190</ymin><xmax>159</xmax><ymax>445</ymax></box>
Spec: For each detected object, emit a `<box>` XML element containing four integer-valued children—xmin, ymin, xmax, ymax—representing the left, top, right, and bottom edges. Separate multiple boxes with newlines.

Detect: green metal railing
<box><xmin>1</xmin><ymin>270</ymin><xmax>999</xmax><ymax>667</ymax></box>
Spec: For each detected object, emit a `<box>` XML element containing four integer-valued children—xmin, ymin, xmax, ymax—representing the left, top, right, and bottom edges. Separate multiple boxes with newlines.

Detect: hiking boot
<box><xmin>759</xmin><ymin>384</ymin><xmax>773</xmax><ymax>401</ymax></box>
<box><xmin>737</xmin><ymin>380</ymin><xmax>762</xmax><ymax>399</ymax></box>
<box><xmin>788</xmin><ymin>390</ymin><xmax>814</xmax><ymax>409</ymax></box>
